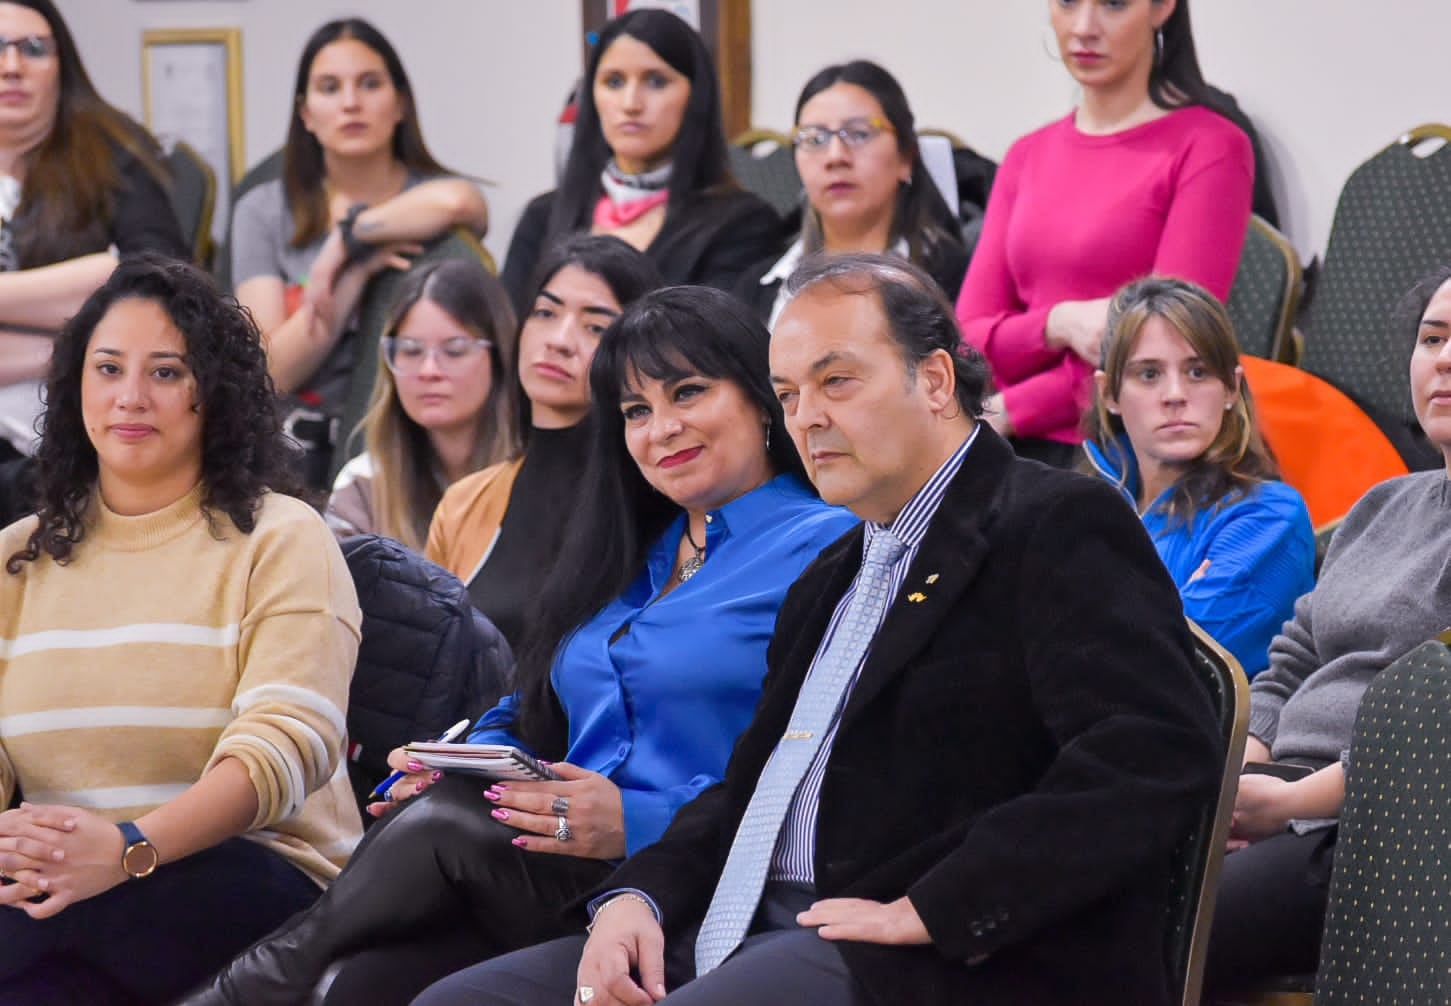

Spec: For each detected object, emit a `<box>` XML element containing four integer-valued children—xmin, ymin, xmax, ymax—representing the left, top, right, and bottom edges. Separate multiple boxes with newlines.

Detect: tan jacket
<box><xmin>424</xmin><ymin>457</ymin><xmax>524</xmax><ymax>584</ymax></box>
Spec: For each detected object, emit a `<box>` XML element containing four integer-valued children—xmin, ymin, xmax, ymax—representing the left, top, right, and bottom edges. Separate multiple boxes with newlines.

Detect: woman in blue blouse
<box><xmin>1084</xmin><ymin>276</ymin><xmax>1314</xmax><ymax>677</ymax></box>
<box><xmin>185</xmin><ymin>287</ymin><xmax>857</xmax><ymax>1006</ymax></box>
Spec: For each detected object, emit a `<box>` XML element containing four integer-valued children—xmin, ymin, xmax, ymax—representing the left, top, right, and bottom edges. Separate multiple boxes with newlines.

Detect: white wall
<box><xmin>61</xmin><ymin>0</ymin><xmax>1451</xmax><ymax>263</ymax></box>
<box><xmin>60</xmin><ymin>0</ymin><xmax>581</xmax><ymax>265</ymax></box>
<box><xmin>752</xmin><ymin>1</ymin><xmax>1451</xmax><ymax>261</ymax></box>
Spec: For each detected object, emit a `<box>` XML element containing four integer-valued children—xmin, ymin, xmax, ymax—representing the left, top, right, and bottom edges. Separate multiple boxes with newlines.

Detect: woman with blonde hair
<box><xmin>325</xmin><ymin>258</ymin><xmax>517</xmax><ymax>549</ymax></box>
<box><xmin>1084</xmin><ymin>276</ymin><xmax>1313</xmax><ymax>677</ymax></box>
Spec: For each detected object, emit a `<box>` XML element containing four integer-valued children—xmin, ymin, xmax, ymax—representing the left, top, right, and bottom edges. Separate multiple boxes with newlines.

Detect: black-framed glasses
<box><xmin>0</xmin><ymin>35</ymin><xmax>56</xmax><ymax>61</ymax></box>
<box><xmin>791</xmin><ymin>116</ymin><xmax>895</xmax><ymax>153</ymax></box>
<box><xmin>381</xmin><ymin>335</ymin><xmax>492</xmax><ymax>376</ymax></box>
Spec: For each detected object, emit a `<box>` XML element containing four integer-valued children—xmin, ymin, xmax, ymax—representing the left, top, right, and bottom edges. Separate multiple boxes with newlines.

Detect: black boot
<box><xmin>173</xmin><ymin>776</ymin><xmax>507</xmax><ymax>1006</ymax></box>
<box><xmin>175</xmin><ymin>774</ymin><xmax>615</xmax><ymax>1006</ymax></box>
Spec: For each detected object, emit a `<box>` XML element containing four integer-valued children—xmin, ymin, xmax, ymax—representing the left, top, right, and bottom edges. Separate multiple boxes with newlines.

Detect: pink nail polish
<box><xmin>407</xmin><ymin>761</ymin><xmax>426</xmax><ymax>772</ymax></box>
<box><xmin>491</xmin><ymin>809</ymin><xmax>509</xmax><ymax>821</ymax></box>
<box><xmin>431</xmin><ymin>771</ymin><xmax>443</xmax><ymax>782</ymax></box>
<box><xmin>511</xmin><ymin>837</ymin><xmax>527</xmax><ymax>847</ymax></box>
<box><xmin>494</xmin><ymin>783</ymin><xmax>509</xmax><ymax>791</ymax></box>
<box><xmin>484</xmin><ymin>789</ymin><xmax>501</xmax><ymax>801</ymax></box>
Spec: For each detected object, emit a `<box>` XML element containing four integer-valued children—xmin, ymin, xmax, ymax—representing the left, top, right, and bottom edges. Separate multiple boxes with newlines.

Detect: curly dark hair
<box><xmin>7</xmin><ymin>253</ymin><xmax>304</xmax><ymax>573</ymax></box>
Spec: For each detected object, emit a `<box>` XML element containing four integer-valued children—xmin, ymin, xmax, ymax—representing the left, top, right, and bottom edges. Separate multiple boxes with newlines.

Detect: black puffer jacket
<box><xmin>341</xmin><ymin>534</ymin><xmax>514</xmax><ymax>814</ymax></box>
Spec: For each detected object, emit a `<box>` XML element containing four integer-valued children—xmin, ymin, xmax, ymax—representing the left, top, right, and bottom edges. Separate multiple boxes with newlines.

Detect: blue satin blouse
<box><xmin>468</xmin><ymin>473</ymin><xmax>858</xmax><ymax>854</ymax></box>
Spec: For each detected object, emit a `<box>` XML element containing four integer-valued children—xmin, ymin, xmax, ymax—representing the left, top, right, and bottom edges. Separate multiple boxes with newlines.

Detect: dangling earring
<box><xmin>764</xmin><ymin>422</ymin><xmax>772</xmax><ymax>450</ymax></box>
<box><xmin>1154</xmin><ymin>28</ymin><xmax>1164</xmax><ymax>66</ymax></box>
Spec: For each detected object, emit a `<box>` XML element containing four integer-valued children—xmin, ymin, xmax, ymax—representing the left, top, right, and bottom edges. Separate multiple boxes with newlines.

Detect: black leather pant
<box><xmin>178</xmin><ymin>774</ymin><xmax>613</xmax><ymax>1006</ymax></box>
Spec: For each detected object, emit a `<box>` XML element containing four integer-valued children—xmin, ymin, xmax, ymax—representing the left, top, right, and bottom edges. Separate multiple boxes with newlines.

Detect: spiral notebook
<box><xmin>402</xmin><ymin>742</ymin><xmax>558</xmax><ymax>782</ymax></box>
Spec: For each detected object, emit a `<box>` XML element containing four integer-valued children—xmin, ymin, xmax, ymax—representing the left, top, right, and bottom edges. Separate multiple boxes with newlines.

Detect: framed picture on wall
<box><xmin>581</xmin><ymin>0</ymin><xmax>752</xmax><ymax>138</ymax></box>
<box><xmin>141</xmin><ymin>27</ymin><xmax>244</xmax><ymax>248</ymax></box>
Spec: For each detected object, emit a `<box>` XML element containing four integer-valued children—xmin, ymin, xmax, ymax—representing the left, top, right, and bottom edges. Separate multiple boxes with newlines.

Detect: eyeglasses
<box><xmin>381</xmin><ymin>335</ymin><xmax>491</xmax><ymax>376</ymax></box>
<box><xmin>0</xmin><ymin>35</ymin><xmax>56</xmax><ymax>61</ymax></box>
<box><xmin>791</xmin><ymin>117</ymin><xmax>895</xmax><ymax>153</ymax></box>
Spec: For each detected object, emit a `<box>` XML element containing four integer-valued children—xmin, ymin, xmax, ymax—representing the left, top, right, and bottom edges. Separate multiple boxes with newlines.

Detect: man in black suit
<box><xmin>415</xmin><ymin>255</ymin><xmax>1222</xmax><ymax>1006</ymax></box>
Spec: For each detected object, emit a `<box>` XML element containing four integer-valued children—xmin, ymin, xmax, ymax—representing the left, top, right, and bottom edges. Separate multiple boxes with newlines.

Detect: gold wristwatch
<box><xmin>117</xmin><ymin>821</ymin><xmax>159</xmax><ymax>879</ymax></box>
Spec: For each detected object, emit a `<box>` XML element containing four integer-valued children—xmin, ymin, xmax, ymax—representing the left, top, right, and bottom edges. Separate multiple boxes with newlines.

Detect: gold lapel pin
<box><xmin>925</xmin><ymin>573</ymin><xmax>940</xmax><ymax>584</ymax></box>
<box><xmin>908</xmin><ymin>592</ymin><xmax>927</xmax><ymax>603</ymax></box>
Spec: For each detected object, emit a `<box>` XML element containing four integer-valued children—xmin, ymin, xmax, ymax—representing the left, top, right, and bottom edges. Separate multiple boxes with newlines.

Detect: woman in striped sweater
<box><xmin>0</xmin><ymin>254</ymin><xmax>363</xmax><ymax>1004</ymax></box>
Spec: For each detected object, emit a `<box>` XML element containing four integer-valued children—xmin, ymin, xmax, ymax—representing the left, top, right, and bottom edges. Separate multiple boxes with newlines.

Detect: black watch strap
<box><xmin>338</xmin><ymin>202</ymin><xmax>372</xmax><ymax>267</ymax></box>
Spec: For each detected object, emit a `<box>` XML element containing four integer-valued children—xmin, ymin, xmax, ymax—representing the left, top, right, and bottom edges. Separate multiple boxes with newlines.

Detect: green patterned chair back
<box><xmin>1315</xmin><ymin>632</ymin><xmax>1451</xmax><ymax>1006</ymax></box>
<box><xmin>329</xmin><ymin>228</ymin><xmax>495</xmax><ymax>483</ymax></box>
<box><xmin>1300</xmin><ymin>125</ymin><xmax>1451</xmax><ymax>428</ymax></box>
<box><xmin>1225</xmin><ymin>215</ymin><xmax>1301</xmax><ymax>362</ymax></box>
<box><xmin>728</xmin><ymin>129</ymin><xmax>801</xmax><ymax>219</ymax></box>
<box><xmin>162</xmin><ymin>140</ymin><xmax>217</xmax><ymax>268</ymax></box>
<box><xmin>1166</xmin><ymin>622</ymin><xmax>1250</xmax><ymax>1006</ymax></box>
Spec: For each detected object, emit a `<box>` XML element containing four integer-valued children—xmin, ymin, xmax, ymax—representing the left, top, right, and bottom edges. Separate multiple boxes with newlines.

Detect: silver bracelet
<box><xmin>587</xmin><ymin>892</ymin><xmax>653</xmax><ymax>932</ymax></box>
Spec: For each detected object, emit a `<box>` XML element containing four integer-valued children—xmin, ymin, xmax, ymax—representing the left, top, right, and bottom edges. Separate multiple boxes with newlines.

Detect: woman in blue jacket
<box><xmin>1084</xmin><ymin>276</ymin><xmax>1314</xmax><ymax>678</ymax></box>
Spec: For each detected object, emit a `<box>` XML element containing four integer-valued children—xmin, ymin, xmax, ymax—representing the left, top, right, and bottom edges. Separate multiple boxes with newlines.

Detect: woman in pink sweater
<box><xmin>956</xmin><ymin>0</ymin><xmax>1253</xmax><ymax>467</ymax></box>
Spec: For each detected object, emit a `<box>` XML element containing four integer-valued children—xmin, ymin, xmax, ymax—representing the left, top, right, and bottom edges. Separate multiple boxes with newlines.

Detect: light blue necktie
<box><xmin>694</xmin><ymin>528</ymin><xmax>907</xmax><ymax>975</ymax></box>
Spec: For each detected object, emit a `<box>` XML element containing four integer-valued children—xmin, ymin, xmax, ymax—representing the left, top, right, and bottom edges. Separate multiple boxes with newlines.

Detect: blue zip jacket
<box><xmin>1085</xmin><ymin>437</ymin><xmax>1315</xmax><ymax>677</ymax></box>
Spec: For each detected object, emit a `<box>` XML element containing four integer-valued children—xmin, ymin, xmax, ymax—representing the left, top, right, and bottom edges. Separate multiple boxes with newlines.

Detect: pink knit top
<box><xmin>955</xmin><ymin>105</ymin><xmax>1253</xmax><ymax>443</ymax></box>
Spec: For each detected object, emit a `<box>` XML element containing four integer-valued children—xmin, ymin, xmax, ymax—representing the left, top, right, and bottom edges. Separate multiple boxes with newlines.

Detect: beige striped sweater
<box><xmin>0</xmin><ymin>486</ymin><xmax>364</xmax><ymax>886</ymax></box>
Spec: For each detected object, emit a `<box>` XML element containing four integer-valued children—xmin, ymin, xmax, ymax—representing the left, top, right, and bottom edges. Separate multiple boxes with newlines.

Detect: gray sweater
<box><xmin>1251</xmin><ymin>471</ymin><xmax>1451</xmax><ymax>788</ymax></box>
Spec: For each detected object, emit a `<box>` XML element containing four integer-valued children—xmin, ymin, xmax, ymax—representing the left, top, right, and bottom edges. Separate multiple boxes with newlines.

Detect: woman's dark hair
<box><xmin>1398</xmin><ymin>264</ymin><xmax>1451</xmax><ymax>346</ymax></box>
<box><xmin>511</xmin><ymin>285</ymin><xmax>808</xmax><ymax>755</ymax></box>
<box><xmin>283</xmin><ymin>18</ymin><xmax>448</xmax><ymax>247</ymax></box>
<box><xmin>7</xmin><ymin>0</ymin><xmax>170</xmax><ymax>268</ymax></box>
<box><xmin>1085</xmin><ymin>276</ymin><xmax>1277</xmax><ymax>524</ymax></box>
<box><xmin>793</xmin><ymin>61</ymin><xmax>961</xmax><ymax>269</ymax></box>
<box><xmin>510</xmin><ymin>233</ymin><xmax>664</xmax><ymax>443</ymax></box>
<box><xmin>547</xmin><ymin>8</ymin><xmax>737</xmax><ymax>239</ymax></box>
<box><xmin>1149</xmin><ymin>0</ymin><xmax>1217</xmax><ymax>111</ymax></box>
<box><xmin>7</xmin><ymin>253</ymin><xmax>303</xmax><ymax>573</ymax></box>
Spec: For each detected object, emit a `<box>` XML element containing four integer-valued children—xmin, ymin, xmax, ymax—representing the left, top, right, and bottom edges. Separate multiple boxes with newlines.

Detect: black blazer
<box><xmin>602</xmin><ymin>428</ymin><xmax>1222</xmax><ymax>1006</ymax></box>
<box><xmin>499</xmin><ymin>187</ymin><xmax>785</xmax><ymax>314</ymax></box>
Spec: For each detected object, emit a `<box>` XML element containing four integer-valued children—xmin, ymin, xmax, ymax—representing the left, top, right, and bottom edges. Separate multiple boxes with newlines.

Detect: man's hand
<box><xmin>797</xmin><ymin>895</ymin><xmax>931</xmax><ymax>945</ymax></box>
<box><xmin>575</xmin><ymin>897</ymin><xmax>668</xmax><ymax>1005</ymax></box>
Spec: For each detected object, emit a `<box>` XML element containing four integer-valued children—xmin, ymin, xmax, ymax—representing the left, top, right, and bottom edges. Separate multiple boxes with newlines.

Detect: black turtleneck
<box><xmin>467</xmin><ymin>420</ymin><xmax>592</xmax><ymax>649</ymax></box>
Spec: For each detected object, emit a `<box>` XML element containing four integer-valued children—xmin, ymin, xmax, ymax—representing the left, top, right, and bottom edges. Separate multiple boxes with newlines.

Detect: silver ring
<box><xmin>551</xmin><ymin>795</ymin><xmax>570</xmax><ymax>816</ymax></box>
<box><xmin>555</xmin><ymin>815</ymin><xmax>573</xmax><ymax>842</ymax></box>
<box><xmin>578</xmin><ymin>987</ymin><xmax>595</xmax><ymax>1004</ymax></box>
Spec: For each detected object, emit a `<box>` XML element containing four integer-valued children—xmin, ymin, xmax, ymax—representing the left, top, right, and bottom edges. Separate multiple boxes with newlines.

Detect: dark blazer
<box><xmin>601</xmin><ymin>428</ymin><xmax>1222</xmax><ymax>1006</ymax></box>
<box><xmin>499</xmin><ymin>187</ymin><xmax>785</xmax><ymax>314</ymax></box>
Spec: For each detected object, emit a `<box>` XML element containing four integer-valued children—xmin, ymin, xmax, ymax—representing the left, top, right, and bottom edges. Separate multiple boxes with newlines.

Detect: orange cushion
<box><xmin>1242</xmin><ymin>355</ymin><xmax>1409</xmax><ymax>526</ymax></box>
